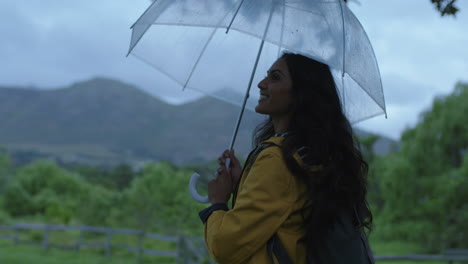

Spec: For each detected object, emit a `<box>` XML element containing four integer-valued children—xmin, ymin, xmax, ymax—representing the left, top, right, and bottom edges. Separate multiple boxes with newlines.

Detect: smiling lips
<box><xmin>259</xmin><ymin>94</ymin><xmax>269</xmax><ymax>101</ymax></box>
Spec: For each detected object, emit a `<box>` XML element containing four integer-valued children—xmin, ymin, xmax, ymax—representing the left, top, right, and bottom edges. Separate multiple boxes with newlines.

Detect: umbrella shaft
<box><xmin>228</xmin><ymin>40</ymin><xmax>266</xmax><ymax>151</ymax></box>
<box><xmin>228</xmin><ymin>3</ymin><xmax>275</xmax><ymax>151</ymax></box>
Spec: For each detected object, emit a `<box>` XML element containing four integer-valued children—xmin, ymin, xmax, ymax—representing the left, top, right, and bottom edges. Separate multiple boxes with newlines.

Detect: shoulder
<box><xmin>248</xmin><ymin>144</ymin><xmax>292</xmax><ymax>189</ymax></box>
<box><xmin>247</xmin><ymin>142</ymin><xmax>284</xmax><ymax>170</ymax></box>
<box><xmin>257</xmin><ymin>143</ymin><xmax>283</xmax><ymax>160</ymax></box>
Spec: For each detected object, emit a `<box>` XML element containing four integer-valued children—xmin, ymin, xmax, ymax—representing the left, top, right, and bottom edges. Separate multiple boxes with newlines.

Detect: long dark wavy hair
<box><xmin>253</xmin><ymin>52</ymin><xmax>372</xmax><ymax>254</ymax></box>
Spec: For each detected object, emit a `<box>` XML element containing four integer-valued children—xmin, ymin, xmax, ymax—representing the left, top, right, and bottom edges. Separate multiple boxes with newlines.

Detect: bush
<box><xmin>117</xmin><ymin>162</ymin><xmax>205</xmax><ymax>235</ymax></box>
<box><xmin>372</xmin><ymin>83</ymin><xmax>468</xmax><ymax>251</ymax></box>
<box><xmin>2</xmin><ymin>160</ymin><xmax>84</xmax><ymax>223</ymax></box>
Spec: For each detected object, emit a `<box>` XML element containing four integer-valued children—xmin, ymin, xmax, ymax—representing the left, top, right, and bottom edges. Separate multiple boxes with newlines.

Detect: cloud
<box><xmin>1</xmin><ymin>0</ymin><xmax>467</xmax><ymax>140</ymax></box>
<box><xmin>0</xmin><ymin>0</ymin><xmax>149</xmax><ymax>87</ymax></box>
<box><xmin>349</xmin><ymin>0</ymin><xmax>468</xmax><ymax>138</ymax></box>
<box><xmin>357</xmin><ymin>103</ymin><xmax>424</xmax><ymax>140</ymax></box>
<box><xmin>381</xmin><ymin>73</ymin><xmax>435</xmax><ymax>106</ymax></box>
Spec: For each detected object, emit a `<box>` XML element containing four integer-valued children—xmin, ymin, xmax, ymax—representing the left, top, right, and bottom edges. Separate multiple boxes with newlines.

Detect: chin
<box><xmin>255</xmin><ymin>105</ymin><xmax>267</xmax><ymax>114</ymax></box>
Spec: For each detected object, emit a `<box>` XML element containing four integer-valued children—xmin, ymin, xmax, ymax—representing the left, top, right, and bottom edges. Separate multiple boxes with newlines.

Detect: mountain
<box><xmin>0</xmin><ymin>78</ymin><xmax>264</xmax><ymax>166</ymax></box>
<box><xmin>0</xmin><ymin>78</ymin><xmax>397</xmax><ymax>167</ymax></box>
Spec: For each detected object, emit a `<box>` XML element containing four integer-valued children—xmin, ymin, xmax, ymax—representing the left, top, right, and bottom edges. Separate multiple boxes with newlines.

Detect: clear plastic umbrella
<box><xmin>128</xmin><ymin>0</ymin><xmax>386</xmax><ymax>203</ymax></box>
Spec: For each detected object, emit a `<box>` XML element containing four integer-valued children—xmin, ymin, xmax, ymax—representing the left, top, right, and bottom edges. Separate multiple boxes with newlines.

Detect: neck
<box><xmin>271</xmin><ymin>114</ymin><xmax>290</xmax><ymax>134</ymax></box>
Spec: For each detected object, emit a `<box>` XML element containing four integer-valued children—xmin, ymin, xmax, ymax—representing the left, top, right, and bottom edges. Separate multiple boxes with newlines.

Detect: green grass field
<box><xmin>371</xmin><ymin>240</ymin><xmax>448</xmax><ymax>264</ymax></box>
<box><xmin>0</xmin><ymin>238</ymin><xmax>457</xmax><ymax>264</ymax></box>
<box><xmin>0</xmin><ymin>238</ymin><xmax>176</xmax><ymax>264</ymax></box>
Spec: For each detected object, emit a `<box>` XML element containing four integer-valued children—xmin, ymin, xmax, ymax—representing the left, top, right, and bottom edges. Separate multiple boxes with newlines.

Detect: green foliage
<box><xmin>117</xmin><ymin>162</ymin><xmax>206</xmax><ymax>236</ymax></box>
<box><xmin>343</xmin><ymin>0</ymin><xmax>460</xmax><ymax>16</ymax></box>
<box><xmin>373</xmin><ymin>83</ymin><xmax>468</xmax><ymax>251</ymax></box>
<box><xmin>0</xmin><ymin>209</ymin><xmax>11</xmax><ymax>223</ymax></box>
<box><xmin>111</xmin><ymin>164</ymin><xmax>136</xmax><ymax>190</ymax></box>
<box><xmin>0</xmin><ymin>148</ymin><xmax>12</xmax><ymax>193</ymax></box>
<box><xmin>2</xmin><ymin>182</ymin><xmax>33</xmax><ymax>217</ymax></box>
<box><xmin>1</xmin><ymin>85</ymin><xmax>466</xmax><ymax>255</ymax></box>
<box><xmin>70</xmin><ymin>164</ymin><xmax>114</xmax><ymax>189</ymax></box>
<box><xmin>360</xmin><ymin>135</ymin><xmax>386</xmax><ymax>213</ymax></box>
<box><xmin>430</xmin><ymin>0</ymin><xmax>460</xmax><ymax>16</ymax></box>
<box><xmin>0</xmin><ymin>156</ymin><xmax>209</xmax><ymax>237</ymax></box>
<box><xmin>2</xmin><ymin>161</ymin><xmax>85</xmax><ymax>223</ymax></box>
<box><xmin>0</xmin><ymin>240</ymin><xmax>147</xmax><ymax>264</ymax></box>
<box><xmin>76</xmin><ymin>184</ymin><xmax>119</xmax><ymax>227</ymax></box>
<box><xmin>71</xmin><ymin>163</ymin><xmax>138</xmax><ymax>191</ymax></box>
<box><xmin>360</xmin><ymin>135</ymin><xmax>379</xmax><ymax>163</ymax></box>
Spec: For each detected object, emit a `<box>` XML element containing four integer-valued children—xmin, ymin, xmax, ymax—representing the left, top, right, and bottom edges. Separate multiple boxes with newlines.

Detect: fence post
<box><xmin>177</xmin><ymin>235</ymin><xmax>197</xmax><ymax>264</ymax></box>
<box><xmin>179</xmin><ymin>235</ymin><xmax>184</xmax><ymax>264</ymax></box>
<box><xmin>137</xmin><ymin>231</ymin><xmax>144</xmax><ymax>264</ymax></box>
<box><xmin>75</xmin><ymin>228</ymin><xmax>84</xmax><ymax>253</ymax></box>
<box><xmin>106</xmin><ymin>231</ymin><xmax>112</xmax><ymax>259</ymax></box>
<box><xmin>42</xmin><ymin>225</ymin><xmax>50</xmax><ymax>252</ymax></box>
<box><xmin>13</xmin><ymin>226</ymin><xmax>19</xmax><ymax>245</ymax></box>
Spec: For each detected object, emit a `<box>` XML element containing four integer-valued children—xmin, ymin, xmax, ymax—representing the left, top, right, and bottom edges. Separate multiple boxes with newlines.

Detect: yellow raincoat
<box><xmin>203</xmin><ymin>136</ymin><xmax>307</xmax><ymax>264</ymax></box>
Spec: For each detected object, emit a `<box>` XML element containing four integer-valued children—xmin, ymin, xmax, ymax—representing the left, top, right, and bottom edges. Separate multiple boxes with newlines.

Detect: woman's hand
<box><xmin>218</xmin><ymin>149</ymin><xmax>242</xmax><ymax>192</ymax></box>
<box><xmin>208</xmin><ymin>166</ymin><xmax>232</xmax><ymax>204</ymax></box>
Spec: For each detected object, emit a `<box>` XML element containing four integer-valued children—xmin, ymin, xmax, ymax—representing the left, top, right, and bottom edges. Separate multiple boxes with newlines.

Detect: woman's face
<box><xmin>255</xmin><ymin>58</ymin><xmax>293</xmax><ymax>117</ymax></box>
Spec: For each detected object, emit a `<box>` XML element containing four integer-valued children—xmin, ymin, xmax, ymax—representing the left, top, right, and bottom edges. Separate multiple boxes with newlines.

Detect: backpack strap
<box><xmin>246</xmin><ymin>142</ymin><xmax>279</xmax><ymax>168</ymax></box>
<box><xmin>267</xmin><ymin>233</ymin><xmax>294</xmax><ymax>264</ymax></box>
<box><xmin>231</xmin><ymin>142</ymin><xmax>280</xmax><ymax>207</ymax></box>
<box><xmin>233</xmin><ymin>141</ymin><xmax>296</xmax><ymax>264</ymax></box>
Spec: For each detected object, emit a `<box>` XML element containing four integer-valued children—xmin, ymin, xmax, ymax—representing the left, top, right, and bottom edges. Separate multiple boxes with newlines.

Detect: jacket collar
<box><xmin>262</xmin><ymin>135</ymin><xmax>323</xmax><ymax>172</ymax></box>
<box><xmin>263</xmin><ymin>135</ymin><xmax>285</xmax><ymax>146</ymax></box>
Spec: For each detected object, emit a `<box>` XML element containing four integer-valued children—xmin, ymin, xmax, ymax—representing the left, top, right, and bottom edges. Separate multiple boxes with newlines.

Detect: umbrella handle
<box><xmin>189</xmin><ymin>173</ymin><xmax>210</xmax><ymax>203</ymax></box>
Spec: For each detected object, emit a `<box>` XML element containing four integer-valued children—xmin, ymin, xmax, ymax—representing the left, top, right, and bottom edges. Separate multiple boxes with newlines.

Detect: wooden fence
<box><xmin>375</xmin><ymin>253</ymin><xmax>468</xmax><ymax>263</ymax></box>
<box><xmin>1</xmin><ymin>223</ymin><xmax>467</xmax><ymax>263</ymax></box>
<box><xmin>0</xmin><ymin>223</ymin><xmax>214</xmax><ymax>264</ymax></box>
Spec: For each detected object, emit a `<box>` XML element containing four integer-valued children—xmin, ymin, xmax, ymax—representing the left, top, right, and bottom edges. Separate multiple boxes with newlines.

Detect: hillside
<box><xmin>0</xmin><ymin>78</ymin><xmax>397</xmax><ymax>166</ymax></box>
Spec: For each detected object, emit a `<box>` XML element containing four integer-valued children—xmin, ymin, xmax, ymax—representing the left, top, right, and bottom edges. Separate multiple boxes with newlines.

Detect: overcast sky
<box><xmin>0</xmin><ymin>0</ymin><xmax>467</xmax><ymax>140</ymax></box>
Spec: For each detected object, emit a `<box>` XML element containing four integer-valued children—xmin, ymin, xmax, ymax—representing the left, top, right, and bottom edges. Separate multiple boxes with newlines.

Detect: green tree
<box><xmin>343</xmin><ymin>0</ymin><xmax>460</xmax><ymax>16</ymax></box>
<box><xmin>0</xmin><ymin>148</ymin><xmax>11</xmax><ymax>193</ymax></box>
<box><xmin>359</xmin><ymin>135</ymin><xmax>386</xmax><ymax>213</ymax></box>
<box><xmin>118</xmin><ymin>162</ymin><xmax>205</xmax><ymax>235</ymax></box>
<box><xmin>2</xmin><ymin>160</ymin><xmax>85</xmax><ymax>223</ymax></box>
<box><xmin>70</xmin><ymin>164</ymin><xmax>114</xmax><ymax>189</ymax></box>
<box><xmin>110</xmin><ymin>164</ymin><xmax>136</xmax><ymax>190</ymax></box>
<box><xmin>2</xmin><ymin>159</ymin><xmax>121</xmax><ymax>226</ymax></box>
<box><xmin>77</xmin><ymin>184</ymin><xmax>119</xmax><ymax>227</ymax></box>
<box><xmin>375</xmin><ymin>83</ymin><xmax>468</xmax><ymax>251</ymax></box>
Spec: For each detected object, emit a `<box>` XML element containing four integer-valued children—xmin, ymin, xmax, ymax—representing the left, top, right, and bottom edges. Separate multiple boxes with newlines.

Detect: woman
<box><xmin>198</xmin><ymin>52</ymin><xmax>373</xmax><ymax>264</ymax></box>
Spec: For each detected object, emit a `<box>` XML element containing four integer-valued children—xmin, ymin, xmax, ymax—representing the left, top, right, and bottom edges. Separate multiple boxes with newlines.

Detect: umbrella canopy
<box><xmin>128</xmin><ymin>0</ymin><xmax>386</xmax><ymax>123</ymax></box>
<box><xmin>128</xmin><ymin>0</ymin><xmax>386</xmax><ymax>203</ymax></box>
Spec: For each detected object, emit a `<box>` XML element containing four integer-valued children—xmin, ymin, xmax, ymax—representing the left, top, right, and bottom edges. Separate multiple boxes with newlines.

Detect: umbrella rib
<box><xmin>151</xmin><ymin>23</ymin><xmax>225</xmax><ymax>28</ymax></box>
<box><xmin>182</xmin><ymin>28</ymin><xmax>217</xmax><ymax>90</ymax></box>
<box><xmin>183</xmin><ymin>0</ymin><xmax>241</xmax><ymax>90</ymax></box>
<box><xmin>127</xmin><ymin>0</ymin><xmax>170</xmax><ymax>56</ymax></box>
<box><xmin>131</xmin><ymin>53</ymin><xmax>186</xmax><ymax>88</ymax></box>
<box><xmin>339</xmin><ymin>0</ymin><xmax>346</xmax><ymax>77</ymax></box>
<box><xmin>339</xmin><ymin>0</ymin><xmax>347</xmax><ymax>112</ymax></box>
<box><xmin>226</xmin><ymin>0</ymin><xmax>246</xmax><ymax>34</ymax></box>
<box><xmin>351</xmin><ymin>111</ymin><xmax>386</xmax><ymax>125</ymax></box>
<box><xmin>186</xmin><ymin>86</ymin><xmax>248</xmax><ymax>109</ymax></box>
<box><xmin>344</xmin><ymin>8</ymin><xmax>387</xmax><ymax>117</ymax></box>
<box><xmin>130</xmin><ymin>0</ymin><xmax>158</xmax><ymax>30</ymax></box>
<box><xmin>147</xmin><ymin>23</ymin><xmax>299</xmax><ymax>52</ymax></box>
<box><xmin>283</xmin><ymin>4</ymin><xmax>323</xmax><ymax>17</ymax></box>
<box><xmin>343</xmin><ymin>73</ymin><xmax>387</xmax><ymax>116</ymax></box>
<box><xmin>277</xmin><ymin>0</ymin><xmax>286</xmax><ymax>58</ymax></box>
<box><xmin>228</xmin><ymin>2</ymin><xmax>276</xmax><ymax>150</ymax></box>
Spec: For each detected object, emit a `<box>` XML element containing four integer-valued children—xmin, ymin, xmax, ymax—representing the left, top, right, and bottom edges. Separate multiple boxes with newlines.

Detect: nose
<box><xmin>257</xmin><ymin>77</ymin><xmax>266</xmax><ymax>89</ymax></box>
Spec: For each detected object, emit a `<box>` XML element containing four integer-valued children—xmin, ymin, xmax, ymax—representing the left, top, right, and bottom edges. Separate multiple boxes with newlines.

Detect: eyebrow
<box><xmin>267</xmin><ymin>69</ymin><xmax>285</xmax><ymax>76</ymax></box>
